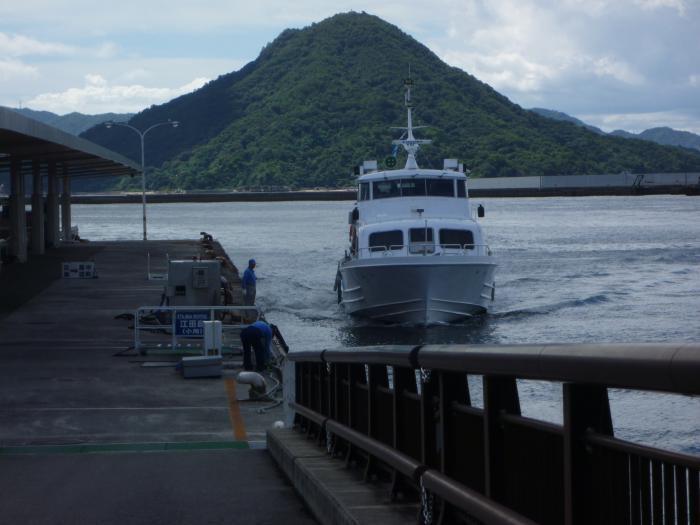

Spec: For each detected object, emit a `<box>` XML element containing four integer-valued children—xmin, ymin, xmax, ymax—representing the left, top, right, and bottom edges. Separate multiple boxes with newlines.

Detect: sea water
<box><xmin>73</xmin><ymin>195</ymin><xmax>700</xmax><ymax>454</ymax></box>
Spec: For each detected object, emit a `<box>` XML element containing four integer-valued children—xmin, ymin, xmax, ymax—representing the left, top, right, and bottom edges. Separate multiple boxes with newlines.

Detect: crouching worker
<box><xmin>239</xmin><ymin>320</ymin><xmax>272</xmax><ymax>372</ymax></box>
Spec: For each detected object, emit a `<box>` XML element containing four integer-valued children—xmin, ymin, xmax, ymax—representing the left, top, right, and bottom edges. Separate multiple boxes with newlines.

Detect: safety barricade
<box><xmin>134</xmin><ymin>305</ymin><xmax>260</xmax><ymax>354</ymax></box>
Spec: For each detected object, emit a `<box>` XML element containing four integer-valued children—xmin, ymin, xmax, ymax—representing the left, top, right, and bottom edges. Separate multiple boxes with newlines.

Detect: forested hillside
<box><xmin>82</xmin><ymin>12</ymin><xmax>700</xmax><ymax>190</ymax></box>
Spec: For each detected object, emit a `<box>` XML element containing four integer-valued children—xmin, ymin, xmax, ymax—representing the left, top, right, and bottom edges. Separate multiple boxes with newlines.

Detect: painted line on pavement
<box><xmin>224</xmin><ymin>377</ymin><xmax>248</xmax><ymax>442</ymax></box>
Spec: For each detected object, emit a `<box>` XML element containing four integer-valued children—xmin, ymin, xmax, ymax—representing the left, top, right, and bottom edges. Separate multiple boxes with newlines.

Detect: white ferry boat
<box><xmin>335</xmin><ymin>78</ymin><xmax>497</xmax><ymax>324</ymax></box>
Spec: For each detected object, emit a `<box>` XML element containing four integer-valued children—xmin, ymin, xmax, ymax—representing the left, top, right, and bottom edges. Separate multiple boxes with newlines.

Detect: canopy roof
<box><xmin>0</xmin><ymin>107</ymin><xmax>139</xmax><ymax>177</ymax></box>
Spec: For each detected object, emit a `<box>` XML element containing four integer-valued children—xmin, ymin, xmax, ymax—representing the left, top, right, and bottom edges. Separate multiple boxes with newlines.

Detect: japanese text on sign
<box><xmin>175</xmin><ymin>311</ymin><xmax>210</xmax><ymax>336</ymax></box>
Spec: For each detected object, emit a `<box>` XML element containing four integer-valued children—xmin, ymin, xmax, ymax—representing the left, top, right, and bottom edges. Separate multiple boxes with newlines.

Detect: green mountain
<box><xmin>81</xmin><ymin>12</ymin><xmax>700</xmax><ymax>190</ymax></box>
<box><xmin>531</xmin><ymin>108</ymin><xmax>700</xmax><ymax>152</ymax></box>
<box><xmin>529</xmin><ymin>108</ymin><xmax>604</xmax><ymax>135</ymax></box>
<box><xmin>7</xmin><ymin>107</ymin><xmax>132</xmax><ymax>135</ymax></box>
<box><xmin>611</xmin><ymin>127</ymin><xmax>700</xmax><ymax>151</ymax></box>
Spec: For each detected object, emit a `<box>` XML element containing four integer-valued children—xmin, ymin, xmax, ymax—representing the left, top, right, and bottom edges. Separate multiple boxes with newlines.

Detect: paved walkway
<box><xmin>0</xmin><ymin>241</ymin><xmax>314</xmax><ymax>524</ymax></box>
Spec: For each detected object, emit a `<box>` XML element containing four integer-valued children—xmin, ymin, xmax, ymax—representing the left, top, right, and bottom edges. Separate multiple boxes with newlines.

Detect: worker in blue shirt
<box><xmin>241</xmin><ymin>259</ymin><xmax>257</xmax><ymax>305</ymax></box>
<box><xmin>251</xmin><ymin>320</ymin><xmax>273</xmax><ymax>360</ymax></box>
<box><xmin>239</xmin><ymin>319</ymin><xmax>272</xmax><ymax>371</ymax></box>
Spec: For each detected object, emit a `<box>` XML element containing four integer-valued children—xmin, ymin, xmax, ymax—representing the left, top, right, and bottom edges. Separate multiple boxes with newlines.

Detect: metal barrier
<box><xmin>289</xmin><ymin>344</ymin><xmax>700</xmax><ymax>525</ymax></box>
<box><xmin>134</xmin><ymin>305</ymin><xmax>260</xmax><ymax>354</ymax></box>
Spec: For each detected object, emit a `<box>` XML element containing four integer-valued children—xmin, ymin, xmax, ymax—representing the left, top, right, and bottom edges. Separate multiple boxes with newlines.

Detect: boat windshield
<box><xmin>439</xmin><ymin>229</ymin><xmax>474</xmax><ymax>249</ymax></box>
<box><xmin>370</xmin><ymin>178</ymin><xmax>463</xmax><ymax>199</ymax></box>
<box><xmin>409</xmin><ymin>227</ymin><xmax>435</xmax><ymax>254</ymax></box>
<box><xmin>369</xmin><ymin>230</ymin><xmax>403</xmax><ymax>251</ymax></box>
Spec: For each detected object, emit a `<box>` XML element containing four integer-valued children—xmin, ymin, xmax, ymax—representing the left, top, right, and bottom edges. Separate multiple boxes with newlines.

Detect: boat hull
<box><xmin>339</xmin><ymin>256</ymin><xmax>496</xmax><ymax>325</ymax></box>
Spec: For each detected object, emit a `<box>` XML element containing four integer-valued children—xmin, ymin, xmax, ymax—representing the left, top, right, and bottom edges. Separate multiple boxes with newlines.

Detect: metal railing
<box><xmin>289</xmin><ymin>344</ymin><xmax>700</xmax><ymax>525</ymax></box>
<box><xmin>134</xmin><ymin>305</ymin><xmax>260</xmax><ymax>354</ymax></box>
<box><xmin>354</xmin><ymin>243</ymin><xmax>492</xmax><ymax>258</ymax></box>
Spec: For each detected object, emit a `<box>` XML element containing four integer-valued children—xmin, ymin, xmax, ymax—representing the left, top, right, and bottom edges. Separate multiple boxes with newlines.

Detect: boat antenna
<box><xmin>391</xmin><ymin>69</ymin><xmax>431</xmax><ymax>169</ymax></box>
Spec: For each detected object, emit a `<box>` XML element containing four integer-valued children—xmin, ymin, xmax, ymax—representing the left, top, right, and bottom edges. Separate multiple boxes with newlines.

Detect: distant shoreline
<box><xmin>0</xmin><ymin>185</ymin><xmax>696</xmax><ymax>207</ymax></box>
<box><xmin>64</xmin><ymin>185</ymin><xmax>698</xmax><ymax>204</ymax></box>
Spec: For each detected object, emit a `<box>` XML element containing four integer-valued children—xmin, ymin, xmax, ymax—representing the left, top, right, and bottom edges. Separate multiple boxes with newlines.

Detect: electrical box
<box><xmin>166</xmin><ymin>260</ymin><xmax>221</xmax><ymax>306</ymax></box>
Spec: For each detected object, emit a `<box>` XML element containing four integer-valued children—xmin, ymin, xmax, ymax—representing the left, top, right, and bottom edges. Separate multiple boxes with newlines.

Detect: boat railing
<box><xmin>358</xmin><ymin>243</ymin><xmax>492</xmax><ymax>258</ymax></box>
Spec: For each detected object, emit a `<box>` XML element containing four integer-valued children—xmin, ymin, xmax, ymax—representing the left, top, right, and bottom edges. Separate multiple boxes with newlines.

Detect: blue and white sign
<box><xmin>175</xmin><ymin>311</ymin><xmax>210</xmax><ymax>336</ymax></box>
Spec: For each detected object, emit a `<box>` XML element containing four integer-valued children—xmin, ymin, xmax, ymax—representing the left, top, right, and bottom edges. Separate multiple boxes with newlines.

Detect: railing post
<box><xmin>563</xmin><ymin>383</ymin><xmax>613</xmax><ymax>525</ymax></box>
<box><xmin>367</xmin><ymin>364</ymin><xmax>386</xmax><ymax>439</ymax></box>
<box><xmin>483</xmin><ymin>376</ymin><xmax>520</xmax><ymax>503</ymax></box>
<box><xmin>365</xmin><ymin>364</ymin><xmax>386</xmax><ymax>479</ymax></box>
<box><xmin>421</xmin><ymin>370</ymin><xmax>439</xmax><ymax>469</ymax></box>
<box><xmin>439</xmin><ymin>371</ymin><xmax>470</xmax><ymax>475</ymax></box>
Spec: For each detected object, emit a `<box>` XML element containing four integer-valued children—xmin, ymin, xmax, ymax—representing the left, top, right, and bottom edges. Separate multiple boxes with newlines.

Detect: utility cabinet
<box><xmin>166</xmin><ymin>260</ymin><xmax>221</xmax><ymax>306</ymax></box>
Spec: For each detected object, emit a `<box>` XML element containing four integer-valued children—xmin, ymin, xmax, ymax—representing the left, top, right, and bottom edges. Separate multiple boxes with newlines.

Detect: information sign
<box><xmin>175</xmin><ymin>311</ymin><xmax>210</xmax><ymax>336</ymax></box>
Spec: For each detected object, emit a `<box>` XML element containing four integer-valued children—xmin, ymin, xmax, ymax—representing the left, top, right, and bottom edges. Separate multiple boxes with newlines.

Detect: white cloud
<box><xmin>94</xmin><ymin>42</ymin><xmax>119</xmax><ymax>59</ymax></box>
<box><xmin>0</xmin><ymin>32</ymin><xmax>120</xmax><ymax>61</ymax></box>
<box><xmin>591</xmin><ymin>56</ymin><xmax>644</xmax><ymax>85</ymax></box>
<box><xmin>0</xmin><ymin>32</ymin><xmax>75</xmax><ymax>57</ymax></box>
<box><xmin>0</xmin><ymin>59</ymin><xmax>38</xmax><ymax>80</ymax></box>
<box><xmin>440</xmin><ymin>50</ymin><xmax>557</xmax><ymax>92</ymax></box>
<box><xmin>633</xmin><ymin>0</ymin><xmax>687</xmax><ymax>15</ymax></box>
<box><xmin>26</xmin><ymin>74</ymin><xmax>209</xmax><ymax>114</ymax></box>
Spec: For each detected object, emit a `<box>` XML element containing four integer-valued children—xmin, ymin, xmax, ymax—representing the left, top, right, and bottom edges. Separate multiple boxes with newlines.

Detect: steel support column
<box><xmin>61</xmin><ymin>166</ymin><xmax>71</xmax><ymax>241</ymax></box>
<box><xmin>31</xmin><ymin>159</ymin><xmax>45</xmax><ymax>254</ymax></box>
<box><xmin>8</xmin><ymin>158</ymin><xmax>27</xmax><ymax>262</ymax></box>
<box><xmin>46</xmin><ymin>162</ymin><xmax>59</xmax><ymax>247</ymax></box>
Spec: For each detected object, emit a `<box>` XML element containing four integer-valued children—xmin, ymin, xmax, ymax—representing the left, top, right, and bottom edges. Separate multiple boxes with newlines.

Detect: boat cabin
<box><xmin>351</xmin><ymin>218</ymin><xmax>487</xmax><ymax>258</ymax></box>
<box><xmin>354</xmin><ymin>167</ymin><xmax>472</xmax><ymax>224</ymax></box>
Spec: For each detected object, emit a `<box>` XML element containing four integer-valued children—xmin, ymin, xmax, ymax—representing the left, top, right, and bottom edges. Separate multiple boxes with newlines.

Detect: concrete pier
<box><xmin>0</xmin><ymin>240</ymin><xmax>314</xmax><ymax>524</ymax></box>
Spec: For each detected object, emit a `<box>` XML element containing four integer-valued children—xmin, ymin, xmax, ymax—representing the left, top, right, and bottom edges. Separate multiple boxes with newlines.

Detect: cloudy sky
<box><xmin>1</xmin><ymin>0</ymin><xmax>698</xmax><ymax>132</ymax></box>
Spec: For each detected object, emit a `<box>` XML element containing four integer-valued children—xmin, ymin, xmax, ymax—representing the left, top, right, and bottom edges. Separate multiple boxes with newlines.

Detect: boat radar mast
<box><xmin>391</xmin><ymin>76</ymin><xmax>431</xmax><ymax>170</ymax></box>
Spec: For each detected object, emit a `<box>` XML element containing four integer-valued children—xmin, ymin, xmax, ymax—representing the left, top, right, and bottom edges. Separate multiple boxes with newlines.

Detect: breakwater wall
<box><xmin>70</xmin><ymin>190</ymin><xmax>356</xmax><ymax>204</ymax></box>
<box><xmin>27</xmin><ymin>171</ymin><xmax>699</xmax><ymax>205</ymax></box>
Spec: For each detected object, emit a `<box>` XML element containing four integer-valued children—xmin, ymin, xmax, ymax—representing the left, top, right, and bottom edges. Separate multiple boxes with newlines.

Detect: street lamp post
<box><xmin>105</xmin><ymin>119</ymin><xmax>179</xmax><ymax>241</ymax></box>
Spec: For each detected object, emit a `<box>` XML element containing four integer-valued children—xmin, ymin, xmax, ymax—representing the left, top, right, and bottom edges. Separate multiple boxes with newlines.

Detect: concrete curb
<box><xmin>267</xmin><ymin>428</ymin><xmax>417</xmax><ymax>525</ymax></box>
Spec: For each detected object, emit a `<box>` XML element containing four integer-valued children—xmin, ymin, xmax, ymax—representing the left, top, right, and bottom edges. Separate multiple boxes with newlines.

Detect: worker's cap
<box><xmin>249</xmin><ymin>258</ymin><xmax>256</xmax><ymax>266</ymax></box>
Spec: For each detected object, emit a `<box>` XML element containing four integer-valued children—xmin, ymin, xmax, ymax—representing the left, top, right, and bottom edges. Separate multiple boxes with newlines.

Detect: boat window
<box><xmin>426</xmin><ymin>179</ymin><xmax>455</xmax><ymax>197</ymax></box>
<box><xmin>409</xmin><ymin>227</ymin><xmax>435</xmax><ymax>254</ymax></box>
<box><xmin>359</xmin><ymin>182</ymin><xmax>370</xmax><ymax>201</ymax></box>
<box><xmin>369</xmin><ymin>230</ymin><xmax>403</xmax><ymax>251</ymax></box>
<box><xmin>457</xmin><ymin>180</ymin><xmax>466</xmax><ymax>198</ymax></box>
<box><xmin>373</xmin><ymin>180</ymin><xmax>400</xmax><ymax>199</ymax></box>
<box><xmin>440</xmin><ymin>229</ymin><xmax>474</xmax><ymax>249</ymax></box>
<box><xmin>399</xmin><ymin>178</ymin><xmax>426</xmax><ymax>196</ymax></box>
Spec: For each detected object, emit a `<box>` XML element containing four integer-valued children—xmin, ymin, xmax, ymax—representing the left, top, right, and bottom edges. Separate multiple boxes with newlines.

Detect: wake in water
<box><xmin>492</xmin><ymin>293</ymin><xmax>611</xmax><ymax>319</ymax></box>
